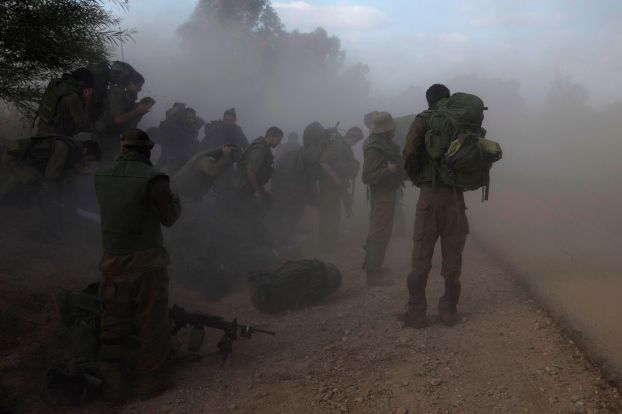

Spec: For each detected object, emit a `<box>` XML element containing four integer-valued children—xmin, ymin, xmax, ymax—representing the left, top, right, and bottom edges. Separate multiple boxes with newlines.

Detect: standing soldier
<box><xmin>94</xmin><ymin>128</ymin><xmax>181</xmax><ymax>402</ymax></box>
<box><xmin>93</xmin><ymin>71</ymin><xmax>153</xmax><ymax>164</ymax></box>
<box><xmin>400</xmin><ymin>83</ymin><xmax>465</xmax><ymax>328</ymax></box>
<box><xmin>361</xmin><ymin>113</ymin><xmax>404</xmax><ymax>286</ymax></box>
<box><xmin>318</xmin><ymin>126</ymin><xmax>363</xmax><ymax>250</ymax></box>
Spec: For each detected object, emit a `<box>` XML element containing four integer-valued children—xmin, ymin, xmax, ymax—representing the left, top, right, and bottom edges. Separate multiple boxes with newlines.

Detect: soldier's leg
<box><xmin>438</xmin><ymin>189</ymin><xmax>469</xmax><ymax>326</ymax></box>
<box><xmin>98</xmin><ymin>272</ymin><xmax>137</xmax><ymax>403</ymax></box>
<box><xmin>133</xmin><ymin>268</ymin><xmax>172</xmax><ymax>399</ymax></box>
<box><xmin>364</xmin><ymin>190</ymin><xmax>396</xmax><ymax>285</ymax></box>
<box><xmin>404</xmin><ymin>187</ymin><xmax>439</xmax><ymax>326</ymax></box>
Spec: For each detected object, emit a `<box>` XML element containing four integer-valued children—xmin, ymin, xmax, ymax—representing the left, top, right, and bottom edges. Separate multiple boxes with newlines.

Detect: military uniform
<box><xmin>318</xmin><ymin>135</ymin><xmax>360</xmax><ymax>249</ymax></box>
<box><xmin>94</xmin><ymin>131</ymin><xmax>180</xmax><ymax>401</ymax></box>
<box><xmin>173</xmin><ymin>149</ymin><xmax>233</xmax><ymax>200</ymax></box>
<box><xmin>362</xmin><ymin>113</ymin><xmax>404</xmax><ymax>285</ymax></box>
<box><xmin>403</xmin><ymin>110</ymin><xmax>469</xmax><ymax>326</ymax></box>
<box><xmin>94</xmin><ymin>86</ymin><xmax>144</xmax><ymax>164</ymax></box>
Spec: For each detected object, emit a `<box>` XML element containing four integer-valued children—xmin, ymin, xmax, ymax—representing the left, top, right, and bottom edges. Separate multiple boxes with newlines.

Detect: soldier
<box><xmin>36</xmin><ymin>68</ymin><xmax>95</xmax><ymax>137</ymax></box>
<box><xmin>153</xmin><ymin>103</ymin><xmax>205</xmax><ymax>174</ymax></box>
<box><xmin>200</xmin><ymin>107</ymin><xmax>249</xmax><ymax>153</ymax></box>
<box><xmin>93</xmin><ymin>71</ymin><xmax>153</xmax><ymax>164</ymax></box>
<box><xmin>94</xmin><ymin>128</ymin><xmax>180</xmax><ymax>402</ymax></box>
<box><xmin>400</xmin><ymin>83</ymin><xmax>466</xmax><ymax>328</ymax></box>
<box><xmin>233</xmin><ymin>126</ymin><xmax>283</xmax><ymax>204</ymax></box>
<box><xmin>317</xmin><ymin>126</ymin><xmax>363</xmax><ymax>250</ymax></box>
<box><xmin>361</xmin><ymin>112</ymin><xmax>404</xmax><ymax>286</ymax></box>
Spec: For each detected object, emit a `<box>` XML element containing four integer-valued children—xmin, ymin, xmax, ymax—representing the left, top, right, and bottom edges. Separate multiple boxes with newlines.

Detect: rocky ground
<box><xmin>47</xmin><ymin>235</ymin><xmax>620</xmax><ymax>414</ymax></box>
<box><xmin>1</xmin><ymin>199</ymin><xmax>621</xmax><ymax>413</ymax></box>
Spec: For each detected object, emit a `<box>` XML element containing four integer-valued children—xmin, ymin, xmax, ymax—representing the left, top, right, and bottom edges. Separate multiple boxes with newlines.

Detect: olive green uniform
<box><xmin>361</xmin><ymin>133</ymin><xmax>403</xmax><ymax>271</ymax></box>
<box><xmin>173</xmin><ymin>150</ymin><xmax>233</xmax><ymax>200</ymax></box>
<box><xmin>37</xmin><ymin>93</ymin><xmax>90</xmax><ymax>138</ymax></box>
<box><xmin>94</xmin><ymin>86</ymin><xmax>144</xmax><ymax>164</ymax></box>
<box><xmin>318</xmin><ymin>136</ymin><xmax>359</xmax><ymax>249</ymax></box>
<box><xmin>403</xmin><ymin>113</ymin><xmax>469</xmax><ymax>316</ymax></box>
<box><xmin>94</xmin><ymin>150</ymin><xmax>180</xmax><ymax>398</ymax></box>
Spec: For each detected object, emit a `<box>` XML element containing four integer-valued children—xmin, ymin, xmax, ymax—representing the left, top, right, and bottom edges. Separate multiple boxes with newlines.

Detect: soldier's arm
<box><xmin>43</xmin><ymin>140</ymin><xmax>71</xmax><ymax>181</ymax></box>
<box><xmin>65</xmin><ymin>94</ymin><xmax>90</xmax><ymax>132</ymax></box>
<box><xmin>403</xmin><ymin>117</ymin><xmax>426</xmax><ymax>177</ymax></box>
<box><xmin>110</xmin><ymin>94</ymin><xmax>149</xmax><ymax>127</ymax></box>
<box><xmin>362</xmin><ymin>148</ymin><xmax>391</xmax><ymax>185</ymax></box>
<box><xmin>149</xmin><ymin>176</ymin><xmax>181</xmax><ymax>227</ymax></box>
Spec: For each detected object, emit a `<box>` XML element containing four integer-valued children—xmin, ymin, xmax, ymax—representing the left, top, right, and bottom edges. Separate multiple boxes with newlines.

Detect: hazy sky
<box><xmin>114</xmin><ymin>0</ymin><xmax>622</xmax><ymax>106</ymax></box>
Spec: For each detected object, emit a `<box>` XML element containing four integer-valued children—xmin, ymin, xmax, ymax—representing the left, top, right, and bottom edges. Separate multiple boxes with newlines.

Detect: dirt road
<box><xmin>59</xmin><ymin>236</ymin><xmax>621</xmax><ymax>414</ymax></box>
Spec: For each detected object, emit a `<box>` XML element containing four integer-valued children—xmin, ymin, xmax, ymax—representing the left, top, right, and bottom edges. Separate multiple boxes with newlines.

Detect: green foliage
<box><xmin>0</xmin><ymin>0</ymin><xmax>132</xmax><ymax>114</ymax></box>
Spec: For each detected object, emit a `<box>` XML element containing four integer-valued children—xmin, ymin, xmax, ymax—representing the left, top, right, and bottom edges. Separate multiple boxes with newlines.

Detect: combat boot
<box><xmin>399</xmin><ymin>289</ymin><xmax>427</xmax><ymax>328</ymax></box>
<box><xmin>438</xmin><ymin>280</ymin><xmax>461</xmax><ymax>327</ymax></box>
<box><xmin>366</xmin><ymin>270</ymin><xmax>394</xmax><ymax>287</ymax></box>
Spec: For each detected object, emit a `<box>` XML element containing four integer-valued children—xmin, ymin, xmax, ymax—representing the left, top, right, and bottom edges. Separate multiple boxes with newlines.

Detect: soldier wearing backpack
<box><xmin>36</xmin><ymin>68</ymin><xmax>95</xmax><ymax>138</ymax></box>
<box><xmin>400</xmin><ymin>84</ymin><xmax>500</xmax><ymax>328</ymax></box>
<box><xmin>362</xmin><ymin>112</ymin><xmax>405</xmax><ymax>286</ymax></box>
<box><xmin>93</xmin><ymin>70</ymin><xmax>153</xmax><ymax>164</ymax></box>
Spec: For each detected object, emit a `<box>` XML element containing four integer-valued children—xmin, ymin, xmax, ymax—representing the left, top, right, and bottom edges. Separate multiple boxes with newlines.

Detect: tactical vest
<box><xmin>37</xmin><ymin>76</ymin><xmax>82</xmax><ymax>129</ymax></box>
<box><xmin>235</xmin><ymin>138</ymin><xmax>274</xmax><ymax>190</ymax></box>
<box><xmin>94</xmin><ymin>152</ymin><xmax>167</xmax><ymax>255</ymax></box>
<box><xmin>174</xmin><ymin>152</ymin><xmax>224</xmax><ymax>200</ymax></box>
<box><xmin>363</xmin><ymin>134</ymin><xmax>403</xmax><ymax>190</ymax></box>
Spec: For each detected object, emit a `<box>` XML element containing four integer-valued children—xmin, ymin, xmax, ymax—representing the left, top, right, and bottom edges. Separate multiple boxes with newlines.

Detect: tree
<box><xmin>0</xmin><ymin>0</ymin><xmax>131</xmax><ymax>113</ymax></box>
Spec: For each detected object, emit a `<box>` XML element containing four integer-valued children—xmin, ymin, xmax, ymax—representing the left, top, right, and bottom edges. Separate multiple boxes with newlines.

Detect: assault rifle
<box><xmin>169</xmin><ymin>305</ymin><xmax>275</xmax><ymax>361</ymax></box>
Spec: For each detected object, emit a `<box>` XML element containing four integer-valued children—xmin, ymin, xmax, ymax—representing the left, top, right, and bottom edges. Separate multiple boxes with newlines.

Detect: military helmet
<box><xmin>364</xmin><ymin>110</ymin><xmax>379</xmax><ymax>129</ymax></box>
<box><xmin>121</xmin><ymin>128</ymin><xmax>154</xmax><ymax>149</ymax></box>
<box><xmin>370</xmin><ymin>112</ymin><xmax>396</xmax><ymax>134</ymax></box>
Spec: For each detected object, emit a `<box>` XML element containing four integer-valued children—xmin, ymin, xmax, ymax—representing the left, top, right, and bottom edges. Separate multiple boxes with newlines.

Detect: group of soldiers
<box><xmin>0</xmin><ymin>61</ymin><xmax>476</xmax><ymax>403</ymax></box>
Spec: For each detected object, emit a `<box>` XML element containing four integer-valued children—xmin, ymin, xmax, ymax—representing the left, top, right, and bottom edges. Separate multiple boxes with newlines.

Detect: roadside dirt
<box><xmin>45</xmin><ymin>234</ymin><xmax>620</xmax><ymax>414</ymax></box>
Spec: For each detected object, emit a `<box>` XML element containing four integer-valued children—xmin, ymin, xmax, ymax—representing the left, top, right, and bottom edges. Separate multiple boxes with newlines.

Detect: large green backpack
<box><xmin>37</xmin><ymin>75</ymin><xmax>82</xmax><ymax>127</ymax></box>
<box><xmin>425</xmin><ymin>93</ymin><xmax>502</xmax><ymax>199</ymax></box>
<box><xmin>249</xmin><ymin>259</ymin><xmax>342</xmax><ymax>313</ymax></box>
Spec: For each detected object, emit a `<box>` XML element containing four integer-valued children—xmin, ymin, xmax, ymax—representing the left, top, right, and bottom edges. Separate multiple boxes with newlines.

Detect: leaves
<box><xmin>0</xmin><ymin>0</ymin><xmax>132</xmax><ymax>114</ymax></box>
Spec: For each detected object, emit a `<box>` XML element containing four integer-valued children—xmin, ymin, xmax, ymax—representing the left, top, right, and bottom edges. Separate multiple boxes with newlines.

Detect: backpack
<box><xmin>37</xmin><ymin>75</ymin><xmax>82</xmax><ymax>127</ymax></box>
<box><xmin>249</xmin><ymin>259</ymin><xmax>342</xmax><ymax>313</ymax></box>
<box><xmin>425</xmin><ymin>93</ymin><xmax>502</xmax><ymax>199</ymax></box>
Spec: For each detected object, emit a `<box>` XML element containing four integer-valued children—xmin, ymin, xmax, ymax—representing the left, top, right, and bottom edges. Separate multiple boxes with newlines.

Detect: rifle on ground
<box><xmin>169</xmin><ymin>305</ymin><xmax>275</xmax><ymax>361</ymax></box>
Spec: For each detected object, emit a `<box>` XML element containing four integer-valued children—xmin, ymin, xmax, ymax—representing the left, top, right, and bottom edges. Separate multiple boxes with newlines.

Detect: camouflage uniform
<box><xmin>403</xmin><ymin>112</ymin><xmax>469</xmax><ymax>324</ymax></box>
<box><xmin>94</xmin><ymin>132</ymin><xmax>180</xmax><ymax>401</ymax></box>
<box><xmin>318</xmin><ymin>135</ymin><xmax>360</xmax><ymax>249</ymax></box>
<box><xmin>362</xmin><ymin>115</ymin><xmax>404</xmax><ymax>284</ymax></box>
